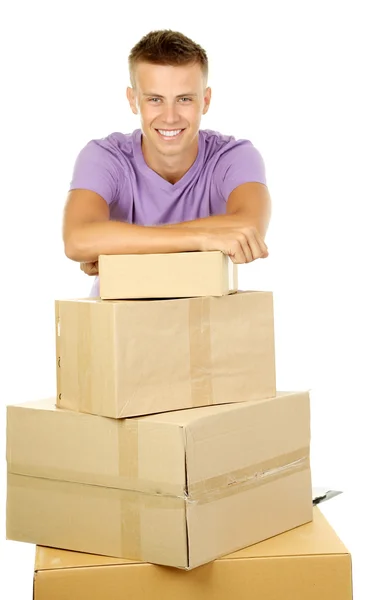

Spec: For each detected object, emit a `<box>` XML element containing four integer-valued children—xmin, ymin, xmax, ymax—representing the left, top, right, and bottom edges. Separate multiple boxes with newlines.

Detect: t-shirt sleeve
<box><xmin>215</xmin><ymin>140</ymin><xmax>267</xmax><ymax>201</ymax></box>
<box><xmin>69</xmin><ymin>140</ymin><xmax>119</xmax><ymax>205</ymax></box>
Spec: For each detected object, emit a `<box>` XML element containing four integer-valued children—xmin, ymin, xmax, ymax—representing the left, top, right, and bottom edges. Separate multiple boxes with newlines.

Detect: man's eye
<box><xmin>149</xmin><ymin>98</ymin><xmax>161</xmax><ymax>103</ymax></box>
<box><xmin>179</xmin><ymin>97</ymin><xmax>192</xmax><ymax>102</ymax></box>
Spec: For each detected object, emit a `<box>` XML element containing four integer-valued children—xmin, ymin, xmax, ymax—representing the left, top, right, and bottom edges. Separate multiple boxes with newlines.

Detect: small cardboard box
<box><xmin>32</xmin><ymin>507</ymin><xmax>352</xmax><ymax>600</ymax></box>
<box><xmin>6</xmin><ymin>391</ymin><xmax>312</xmax><ymax>570</ymax></box>
<box><xmin>98</xmin><ymin>251</ymin><xmax>238</xmax><ymax>299</ymax></box>
<box><xmin>55</xmin><ymin>291</ymin><xmax>276</xmax><ymax>418</ymax></box>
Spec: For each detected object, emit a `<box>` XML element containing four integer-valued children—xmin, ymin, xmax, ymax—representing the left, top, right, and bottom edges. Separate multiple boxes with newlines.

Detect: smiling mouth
<box><xmin>155</xmin><ymin>128</ymin><xmax>185</xmax><ymax>140</ymax></box>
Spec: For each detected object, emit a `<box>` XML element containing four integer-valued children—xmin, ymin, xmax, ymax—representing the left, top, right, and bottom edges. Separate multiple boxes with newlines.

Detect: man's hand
<box><xmin>198</xmin><ymin>225</ymin><xmax>268</xmax><ymax>263</ymax></box>
<box><xmin>80</xmin><ymin>261</ymin><xmax>99</xmax><ymax>276</ymax></box>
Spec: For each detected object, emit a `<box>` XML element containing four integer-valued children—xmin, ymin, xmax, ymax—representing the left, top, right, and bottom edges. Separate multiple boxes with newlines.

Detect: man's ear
<box><xmin>202</xmin><ymin>87</ymin><xmax>212</xmax><ymax>115</ymax></box>
<box><xmin>126</xmin><ymin>87</ymin><xmax>138</xmax><ymax>115</ymax></box>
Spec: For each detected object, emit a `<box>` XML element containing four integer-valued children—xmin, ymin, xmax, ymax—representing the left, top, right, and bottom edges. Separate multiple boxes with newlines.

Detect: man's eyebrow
<box><xmin>142</xmin><ymin>93</ymin><xmax>198</xmax><ymax>98</ymax></box>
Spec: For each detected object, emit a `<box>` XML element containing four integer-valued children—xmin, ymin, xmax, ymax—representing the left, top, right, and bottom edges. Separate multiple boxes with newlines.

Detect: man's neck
<box><xmin>141</xmin><ymin>135</ymin><xmax>199</xmax><ymax>185</ymax></box>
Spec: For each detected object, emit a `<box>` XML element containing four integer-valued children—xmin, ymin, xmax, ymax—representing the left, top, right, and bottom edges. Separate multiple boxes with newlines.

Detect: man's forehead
<box><xmin>134</xmin><ymin>62</ymin><xmax>204</xmax><ymax>87</ymax></box>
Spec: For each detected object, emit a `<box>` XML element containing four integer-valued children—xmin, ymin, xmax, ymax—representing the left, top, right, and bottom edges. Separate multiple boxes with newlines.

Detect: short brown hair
<box><xmin>128</xmin><ymin>29</ymin><xmax>208</xmax><ymax>87</ymax></box>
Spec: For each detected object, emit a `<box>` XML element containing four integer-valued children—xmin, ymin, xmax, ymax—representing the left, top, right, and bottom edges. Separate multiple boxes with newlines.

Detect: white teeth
<box><xmin>158</xmin><ymin>129</ymin><xmax>182</xmax><ymax>137</ymax></box>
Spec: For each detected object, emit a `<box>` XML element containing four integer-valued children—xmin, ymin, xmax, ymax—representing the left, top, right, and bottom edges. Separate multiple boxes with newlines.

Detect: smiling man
<box><xmin>63</xmin><ymin>30</ymin><xmax>272</xmax><ymax>296</ymax></box>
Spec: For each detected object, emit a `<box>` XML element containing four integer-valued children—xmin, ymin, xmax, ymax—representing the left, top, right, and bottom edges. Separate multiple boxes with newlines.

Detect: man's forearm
<box><xmin>64</xmin><ymin>220</ymin><xmax>203</xmax><ymax>263</ymax></box>
<box><xmin>165</xmin><ymin>212</ymin><xmax>268</xmax><ymax>237</ymax></box>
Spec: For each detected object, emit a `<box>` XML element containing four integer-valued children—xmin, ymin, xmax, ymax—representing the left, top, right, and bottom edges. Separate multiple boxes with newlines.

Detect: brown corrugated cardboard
<box><xmin>33</xmin><ymin>507</ymin><xmax>352</xmax><ymax>600</ymax></box>
<box><xmin>55</xmin><ymin>290</ymin><xmax>276</xmax><ymax>418</ymax></box>
<box><xmin>98</xmin><ymin>251</ymin><xmax>238</xmax><ymax>299</ymax></box>
<box><xmin>6</xmin><ymin>391</ymin><xmax>312</xmax><ymax>569</ymax></box>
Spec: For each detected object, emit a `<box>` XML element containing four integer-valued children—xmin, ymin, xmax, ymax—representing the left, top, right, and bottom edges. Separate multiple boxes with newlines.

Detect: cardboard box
<box><xmin>6</xmin><ymin>391</ymin><xmax>312</xmax><ymax>569</ymax></box>
<box><xmin>55</xmin><ymin>291</ymin><xmax>276</xmax><ymax>418</ymax></box>
<box><xmin>98</xmin><ymin>251</ymin><xmax>238</xmax><ymax>299</ymax></box>
<box><xmin>33</xmin><ymin>507</ymin><xmax>352</xmax><ymax>600</ymax></box>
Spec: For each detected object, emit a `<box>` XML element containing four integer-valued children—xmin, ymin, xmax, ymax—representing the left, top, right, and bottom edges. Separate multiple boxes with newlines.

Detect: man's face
<box><xmin>127</xmin><ymin>62</ymin><xmax>211</xmax><ymax>157</ymax></box>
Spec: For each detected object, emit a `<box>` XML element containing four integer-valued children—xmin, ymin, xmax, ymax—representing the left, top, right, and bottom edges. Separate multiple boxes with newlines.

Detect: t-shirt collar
<box><xmin>132</xmin><ymin>128</ymin><xmax>204</xmax><ymax>191</ymax></box>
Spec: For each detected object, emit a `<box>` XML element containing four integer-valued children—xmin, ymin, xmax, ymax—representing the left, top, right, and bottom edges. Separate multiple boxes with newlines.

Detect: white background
<box><xmin>1</xmin><ymin>1</ymin><xmax>378</xmax><ymax>598</ymax></box>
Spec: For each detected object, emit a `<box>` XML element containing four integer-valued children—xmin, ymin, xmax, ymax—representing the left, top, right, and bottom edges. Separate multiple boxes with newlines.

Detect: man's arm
<box><xmin>63</xmin><ymin>189</ymin><xmax>202</xmax><ymax>263</ymax></box>
<box><xmin>165</xmin><ymin>182</ymin><xmax>271</xmax><ymax>238</ymax></box>
<box><xmin>63</xmin><ymin>188</ymin><xmax>269</xmax><ymax>265</ymax></box>
<box><xmin>164</xmin><ymin>182</ymin><xmax>271</xmax><ymax>261</ymax></box>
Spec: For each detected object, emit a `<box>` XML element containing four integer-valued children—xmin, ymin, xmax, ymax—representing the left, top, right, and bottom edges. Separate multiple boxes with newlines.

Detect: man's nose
<box><xmin>162</xmin><ymin>103</ymin><xmax>180</xmax><ymax>123</ymax></box>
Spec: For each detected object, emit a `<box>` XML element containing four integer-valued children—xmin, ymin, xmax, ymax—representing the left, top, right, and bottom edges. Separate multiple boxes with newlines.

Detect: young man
<box><xmin>63</xmin><ymin>29</ymin><xmax>271</xmax><ymax>296</ymax></box>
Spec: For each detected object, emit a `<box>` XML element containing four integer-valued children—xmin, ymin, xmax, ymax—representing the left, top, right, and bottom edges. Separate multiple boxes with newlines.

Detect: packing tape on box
<box><xmin>187</xmin><ymin>447</ymin><xmax>310</xmax><ymax>504</ymax></box>
<box><xmin>117</xmin><ymin>421</ymin><xmax>187</xmax><ymax>497</ymax></box>
<box><xmin>118</xmin><ymin>419</ymin><xmax>139</xmax><ymax>480</ymax></box>
<box><xmin>188</xmin><ymin>297</ymin><xmax>213</xmax><ymax>407</ymax></box>
<box><xmin>8</xmin><ymin>445</ymin><xmax>310</xmax><ymax>503</ymax></box>
<box><xmin>69</xmin><ymin>300</ymin><xmax>112</xmax><ymax>415</ymax></box>
<box><xmin>119</xmin><ymin>491</ymin><xmax>186</xmax><ymax>562</ymax></box>
<box><xmin>57</xmin><ymin>300</ymin><xmax>106</xmax><ymax>415</ymax></box>
<box><xmin>119</xmin><ymin>490</ymin><xmax>142</xmax><ymax>559</ymax></box>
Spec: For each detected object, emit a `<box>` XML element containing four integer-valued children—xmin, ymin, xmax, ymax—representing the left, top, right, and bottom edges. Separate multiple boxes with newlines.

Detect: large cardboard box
<box><xmin>55</xmin><ymin>291</ymin><xmax>276</xmax><ymax>418</ymax></box>
<box><xmin>33</xmin><ymin>507</ymin><xmax>352</xmax><ymax>600</ymax></box>
<box><xmin>6</xmin><ymin>391</ymin><xmax>312</xmax><ymax>570</ymax></box>
<box><xmin>98</xmin><ymin>251</ymin><xmax>238</xmax><ymax>299</ymax></box>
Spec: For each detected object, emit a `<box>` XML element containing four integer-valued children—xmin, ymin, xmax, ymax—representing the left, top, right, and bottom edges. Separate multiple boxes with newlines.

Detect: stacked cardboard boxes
<box><xmin>5</xmin><ymin>251</ymin><xmax>352</xmax><ymax>597</ymax></box>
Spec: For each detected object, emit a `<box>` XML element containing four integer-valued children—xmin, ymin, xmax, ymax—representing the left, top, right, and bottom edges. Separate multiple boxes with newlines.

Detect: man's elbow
<box><xmin>64</xmin><ymin>231</ymin><xmax>90</xmax><ymax>262</ymax></box>
<box><xmin>64</xmin><ymin>236</ymin><xmax>81</xmax><ymax>262</ymax></box>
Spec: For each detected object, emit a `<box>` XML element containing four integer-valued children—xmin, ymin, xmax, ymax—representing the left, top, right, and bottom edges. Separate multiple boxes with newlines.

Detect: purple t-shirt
<box><xmin>69</xmin><ymin>128</ymin><xmax>266</xmax><ymax>295</ymax></box>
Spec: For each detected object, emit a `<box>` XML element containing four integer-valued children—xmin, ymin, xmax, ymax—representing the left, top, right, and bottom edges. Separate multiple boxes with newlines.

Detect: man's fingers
<box><xmin>231</xmin><ymin>233</ymin><xmax>266</xmax><ymax>263</ymax></box>
<box><xmin>80</xmin><ymin>261</ymin><xmax>99</xmax><ymax>275</ymax></box>
<box><xmin>238</xmin><ymin>236</ymin><xmax>254</xmax><ymax>263</ymax></box>
<box><xmin>199</xmin><ymin>227</ymin><xmax>268</xmax><ymax>263</ymax></box>
<box><xmin>243</xmin><ymin>230</ymin><xmax>268</xmax><ymax>260</ymax></box>
<box><xmin>247</xmin><ymin>236</ymin><xmax>266</xmax><ymax>260</ymax></box>
<box><xmin>257</xmin><ymin>235</ymin><xmax>269</xmax><ymax>257</ymax></box>
<box><xmin>228</xmin><ymin>240</ymin><xmax>247</xmax><ymax>264</ymax></box>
